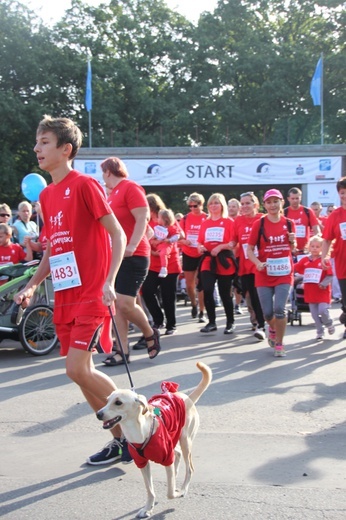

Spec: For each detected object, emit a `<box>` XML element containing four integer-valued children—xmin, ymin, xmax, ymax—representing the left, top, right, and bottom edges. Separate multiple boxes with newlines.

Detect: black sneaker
<box><xmin>132</xmin><ymin>335</ymin><xmax>147</xmax><ymax>350</ymax></box>
<box><xmin>224</xmin><ymin>324</ymin><xmax>235</xmax><ymax>334</ymax></box>
<box><xmin>198</xmin><ymin>311</ymin><xmax>207</xmax><ymax>323</ymax></box>
<box><xmin>86</xmin><ymin>438</ymin><xmax>122</xmax><ymax>465</ymax></box>
<box><xmin>120</xmin><ymin>439</ymin><xmax>133</xmax><ymax>464</ymax></box>
<box><xmin>191</xmin><ymin>305</ymin><xmax>198</xmax><ymax>319</ymax></box>
<box><xmin>200</xmin><ymin>323</ymin><xmax>217</xmax><ymax>333</ymax></box>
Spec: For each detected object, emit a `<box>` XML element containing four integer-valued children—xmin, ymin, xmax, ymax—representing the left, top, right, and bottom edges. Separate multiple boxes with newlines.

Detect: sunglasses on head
<box><xmin>240</xmin><ymin>191</ymin><xmax>254</xmax><ymax>198</ymax></box>
<box><xmin>188</xmin><ymin>204</ymin><xmax>199</xmax><ymax>208</ymax></box>
<box><xmin>0</xmin><ymin>213</ymin><xmax>10</xmax><ymax>217</ymax></box>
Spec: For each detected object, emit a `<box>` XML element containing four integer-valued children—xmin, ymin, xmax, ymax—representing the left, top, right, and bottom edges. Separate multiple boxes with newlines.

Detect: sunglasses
<box><xmin>188</xmin><ymin>204</ymin><xmax>199</xmax><ymax>208</ymax></box>
<box><xmin>0</xmin><ymin>213</ymin><xmax>10</xmax><ymax>217</ymax></box>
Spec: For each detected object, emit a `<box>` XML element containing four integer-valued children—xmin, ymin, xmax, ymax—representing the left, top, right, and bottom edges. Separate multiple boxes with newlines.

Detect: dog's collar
<box><xmin>127</xmin><ymin>414</ymin><xmax>157</xmax><ymax>458</ymax></box>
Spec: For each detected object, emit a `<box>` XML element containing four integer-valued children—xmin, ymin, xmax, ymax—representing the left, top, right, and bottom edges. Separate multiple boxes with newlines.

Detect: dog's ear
<box><xmin>135</xmin><ymin>395</ymin><xmax>149</xmax><ymax>415</ymax></box>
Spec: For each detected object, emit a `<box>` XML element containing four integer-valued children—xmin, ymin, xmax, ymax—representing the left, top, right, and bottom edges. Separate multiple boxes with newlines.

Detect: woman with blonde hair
<box><xmin>197</xmin><ymin>193</ymin><xmax>236</xmax><ymax>334</ymax></box>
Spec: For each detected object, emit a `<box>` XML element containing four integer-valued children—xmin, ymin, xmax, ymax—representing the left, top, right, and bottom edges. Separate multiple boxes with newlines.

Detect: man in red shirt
<box><xmin>285</xmin><ymin>187</ymin><xmax>320</xmax><ymax>254</ymax></box>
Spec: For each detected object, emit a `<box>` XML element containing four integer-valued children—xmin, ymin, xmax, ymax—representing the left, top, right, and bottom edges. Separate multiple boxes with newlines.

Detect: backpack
<box><xmin>284</xmin><ymin>206</ymin><xmax>310</xmax><ymax>227</ymax></box>
<box><xmin>256</xmin><ymin>216</ymin><xmax>292</xmax><ymax>249</ymax></box>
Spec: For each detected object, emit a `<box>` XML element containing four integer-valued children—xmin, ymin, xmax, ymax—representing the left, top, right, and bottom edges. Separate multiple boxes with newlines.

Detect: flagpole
<box><xmin>320</xmin><ymin>52</ymin><xmax>324</xmax><ymax>145</ymax></box>
<box><xmin>88</xmin><ymin>110</ymin><xmax>92</xmax><ymax>148</ymax></box>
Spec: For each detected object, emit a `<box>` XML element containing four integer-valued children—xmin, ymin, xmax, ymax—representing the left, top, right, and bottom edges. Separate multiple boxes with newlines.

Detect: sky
<box><xmin>27</xmin><ymin>0</ymin><xmax>218</xmax><ymax>25</ymax></box>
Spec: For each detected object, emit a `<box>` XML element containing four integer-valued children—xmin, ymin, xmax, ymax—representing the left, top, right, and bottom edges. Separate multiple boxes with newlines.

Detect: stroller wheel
<box><xmin>19</xmin><ymin>304</ymin><xmax>58</xmax><ymax>356</ymax></box>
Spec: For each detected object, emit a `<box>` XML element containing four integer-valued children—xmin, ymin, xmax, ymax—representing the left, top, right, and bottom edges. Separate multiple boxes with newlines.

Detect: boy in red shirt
<box><xmin>295</xmin><ymin>235</ymin><xmax>334</xmax><ymax>340</ymax></box>
<box><xmin>14</xmin><ymin>116</ymin><xmax>129</xmax><ymax>466</ymax></box>
<box><xmin>285</xmin><ymin>187</ymin><xmax>320</xmax><ymax>254</ymax></box>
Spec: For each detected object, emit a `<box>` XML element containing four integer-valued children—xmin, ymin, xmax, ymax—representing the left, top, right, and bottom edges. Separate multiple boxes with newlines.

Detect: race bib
<box><xmin>205</xmin><ymin>226</ymin><xmax>225</xmax><ymax>242</ymax></box>
<box><xmin>154</xmin><ymin>225</ymin><xmax>169</xmax><ymax>240</ymax></box>
<box><xmin>303</xmin><ymin>268</ymin><xmax>322</xmax><ymax>284</ymax></box>
<box><xmin>49</xmin><ymin>251</ymin><xmax>82</xmax><ymax>292</ymax></box>
<box><xmin>295</xmin><ymin>225</ymin><xmax>306</xmax><ymax>238</ymax></box>
<box><xmin>339</xmin><ymin>222</ymin><xmax>346</xmax><ymax>240</ymax></box>
<box><xmin>266</xmin><ymin>256</ymin><xmax>291</xmax><ymax>277</ymax></box>
<box><xmin>187</xmin><ymin>232</ymin><xmax>198</xmax><ymax>247</ymax></box>
<box><xmin>242</xmin><ymin>243</ymin><xmax>258</xmax><ymax>259</ymax></box>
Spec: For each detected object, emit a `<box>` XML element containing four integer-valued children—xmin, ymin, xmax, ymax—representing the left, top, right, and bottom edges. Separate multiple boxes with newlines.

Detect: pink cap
<box><xmin>263</xmin><ymin>189</ymin><xmax>283</xmax><ymax>201</ymax></box>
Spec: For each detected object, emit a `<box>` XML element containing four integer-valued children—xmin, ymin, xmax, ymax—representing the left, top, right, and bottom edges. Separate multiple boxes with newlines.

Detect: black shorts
<box><xmin>115</xmin><ymin>256</ymin><xmax>149</xmax><ymax>297</ymax></box>
<box><xmin>182</xmin><ymin>253</ymin><xmax>201</xmax><ymax>272</ymax></box>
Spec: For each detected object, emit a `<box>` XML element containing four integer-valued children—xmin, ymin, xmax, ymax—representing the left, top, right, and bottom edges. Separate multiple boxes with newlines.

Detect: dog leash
<box><xmin>108</xmin><ymin>305</ymin><xmax>136</xmax><ymax>391</ymax></box>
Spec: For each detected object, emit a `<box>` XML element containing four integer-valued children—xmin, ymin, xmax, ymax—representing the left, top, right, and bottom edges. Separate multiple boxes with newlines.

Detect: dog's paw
<box><xmin>136</xmin><ymin>507</ymin><xmax>153</xmax><ymax>518</ymax></box>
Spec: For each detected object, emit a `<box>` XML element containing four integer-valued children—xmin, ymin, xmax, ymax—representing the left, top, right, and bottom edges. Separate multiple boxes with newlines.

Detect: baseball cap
<box><xmin>263</xmin><ymin>189</ymin><xmax>283</xmax><ymax>201</ymax></box>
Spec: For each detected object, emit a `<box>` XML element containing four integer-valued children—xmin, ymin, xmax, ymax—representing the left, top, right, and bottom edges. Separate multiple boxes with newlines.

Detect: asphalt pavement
<box><xmin>1</xmin><ymin>300</ymin><xmax>346</xmax><ymax>519</ymax></box>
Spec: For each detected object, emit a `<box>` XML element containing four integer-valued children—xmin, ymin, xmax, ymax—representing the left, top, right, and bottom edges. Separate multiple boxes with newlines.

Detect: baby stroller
<box><xmin>287</xmin><ymin>275</ymin><xmax>310</xmax><ymax>326</ymax></box>
<box><xmin>0</xmin><ymin>262</ymin><xmax>57</xmax><ymax>355</ymax></box>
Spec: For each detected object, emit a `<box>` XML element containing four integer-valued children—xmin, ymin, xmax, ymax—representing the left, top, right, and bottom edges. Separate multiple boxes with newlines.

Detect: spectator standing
<box><xmin>100</xmin><ymin>157</ymin><xmax>161</xmax><ymax>366</ymax></box>
<box><xmin>0</xmin><ymin>223</ymin><xmax>33</xmax><ymax>284</ymax></box>
<box><xmin>179</xmin><ymin>192</ymin><xmax>207</xmax><ymax>322</ymax></box>
<box><xmin>197</xmin><ymin>193</ymin><xmax>236</xmax><ymax>334</ymax></box>
<box><xmin>247</xmin><ymin>189</ymin><xmax>296</xmax><ymax>357</ymax></box>
<box><xmin>12</xmin><ymin>201</ymin><xmax>38</xmax><ymax>247</ymax></box>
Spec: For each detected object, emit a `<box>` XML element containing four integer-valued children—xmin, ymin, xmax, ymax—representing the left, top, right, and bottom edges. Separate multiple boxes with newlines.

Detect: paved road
<box><xmin>1</xmin><ymin>301</ymin><xmax>346</xmax><ymax>519</ymax></box>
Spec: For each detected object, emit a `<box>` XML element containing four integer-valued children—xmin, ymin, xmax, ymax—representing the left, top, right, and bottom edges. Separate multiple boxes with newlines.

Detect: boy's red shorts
<box><xmin>56</xmin><ymin>315</ymin><xmax>112</xmax><ymax>356</ymax></box>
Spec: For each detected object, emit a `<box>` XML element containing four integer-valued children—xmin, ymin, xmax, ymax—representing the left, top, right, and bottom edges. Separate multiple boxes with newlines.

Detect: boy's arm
<box><xmin>14</xmin><ymin>242</ymin><xmax>51</xmax><ymax>307</ymax></box>
<box><xmin>99</xmin><ymin>213</ymin><xmax>126</xmax><ymax>306</ymax></box>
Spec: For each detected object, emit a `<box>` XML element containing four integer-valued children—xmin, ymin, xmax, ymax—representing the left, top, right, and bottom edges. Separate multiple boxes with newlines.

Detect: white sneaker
<box><xmin>254</xmin><ymin>327</ymin><xmax>265</xmax><ymax>341</ymax></box>
<box><xmin>158</xmin><ymin>267</ymin><xmax>168</xmax><ymax>278</ymax></box>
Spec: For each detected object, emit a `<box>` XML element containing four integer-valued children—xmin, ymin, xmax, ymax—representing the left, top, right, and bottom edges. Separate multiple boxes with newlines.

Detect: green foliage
<box><xmin>0</xmin><ymin>0</ymin><xmax>344</xmax><ymax>205</ymax></box>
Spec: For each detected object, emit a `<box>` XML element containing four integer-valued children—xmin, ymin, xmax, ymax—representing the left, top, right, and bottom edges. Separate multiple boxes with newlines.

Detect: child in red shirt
<box><xmin>295</xmin><ymin>235</ymin><xmax>334</xmax><ymax>340</ymax></box>
<box><xmin>0</xmin><ymin>224</ymin><xmax>33</xmax><ymax>285</ymax></box>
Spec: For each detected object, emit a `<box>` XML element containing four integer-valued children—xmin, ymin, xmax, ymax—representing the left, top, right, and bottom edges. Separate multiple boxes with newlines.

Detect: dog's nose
<box><xmin>96</xmin><ymin>411</ymin><xmax>103</xmax><ymax>421</ymax></box>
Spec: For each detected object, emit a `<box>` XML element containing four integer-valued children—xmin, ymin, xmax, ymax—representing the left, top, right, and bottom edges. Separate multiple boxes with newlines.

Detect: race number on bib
<box><xmin>49</xmin><ymin>251</ymin><xmax>82</xmax><ymax>292</ymax></box>
<box><xmin>266</xmin><ymin>256</ymin><xmax>291</xmax><ymax>277</ymax></box>
<box><xmin>303</xmin><ymin>268</ymin><xmax>322</xmax><ymax>284</ymax></box>
<box><xmin>154</xmin><ymin>225</ymin><xmax>169</xmax><ymax>240</ymax></box>
<box><xmin>339</xmin><ymin>222</ymin><xmax>346</xmax><ymax>240</ymax></box>
<box><xmin>205</xmin><ymin>226</ymin><xmax>225</xmax><ymax>242</ymax></box>
<box><xmin>187</xmin><ymin>232</ymin><xmax>198</xmax><ymax>247</ymax></box>
<box><xmin>295</xmin><ymin>225</ymin><xmax>306</xmax><ymax>238</ymax></box>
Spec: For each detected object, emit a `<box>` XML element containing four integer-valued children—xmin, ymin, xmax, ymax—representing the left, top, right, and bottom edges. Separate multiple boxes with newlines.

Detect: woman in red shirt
<box><xmin>179</xmin><ymin>192</ymin><xmax>207</xmax><ymax>322</ymax></box>
<box><xmin>101</xmin><ymin>157</ymin><xmax>161</xmax><ymax>366</ymax></box>
<box><xmin>247</xmin><ymin>189</ymin><xmax>296</xmax><ymax>357</ymax></box>
<box><xmin>197</xmin><ymin>193</ymin><xmax>236</xmax><ymax>334</ymax></box>
<box><xmin>141</xmin><ymin>193</ymin><xmax>182</xmax><ymax>335</ymax></box>
<box><xmin>231</xmin><ymin>192</ymin><xmax>265</xmax><ymax>340</ymax></box>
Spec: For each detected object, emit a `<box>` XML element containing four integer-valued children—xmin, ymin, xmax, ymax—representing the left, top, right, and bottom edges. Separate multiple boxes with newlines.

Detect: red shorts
<box><xmin>56</xmin><ymin>315</ymin><xmax>112</xmax><ymax>356</ymax></box>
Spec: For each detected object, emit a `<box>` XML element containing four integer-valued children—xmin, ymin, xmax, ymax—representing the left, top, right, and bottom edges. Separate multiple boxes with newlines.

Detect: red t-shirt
<box><xmin>180</xmin><ymin>212</ymin><xmax>207</xmax><ymax>258</ymax></box>
<box><xmin>40</xmin><ymin>170</ymin><xmax>113</xmax><ymax>324</ymax></box>
<box><xmin>0</xmin><ymin>243</ymin><xmax>26</xmax><ymax>265</ymax></box>
<box><xmin>148</xmin><ymin>218</ymin><xmax>182</xmax><ymax>274</ymax></box>
<box><xmin>294</xmin><ymin>255</ymin><xmax>332</xmax><ymax>304</ymax></box>
<box><xmin>107</xmin><ymin>179</ymin><xmax>150</xmax><ymax>257</ymax></box>
<box><xmin>231</xmin><ymin>213</ymin><xmax>263</xmax><ymax>276</ymax></box>
<box><xmin>322</xmin><ymin>207</ymin><xmax>346</xmax><ymax>279</ymax></box>
<box><xmin>248</xmin><ymin>216</ymin><xmax>295</xmax><ymax>287</ymax></box>
<box><xmin>128</xmin><ymin>391</ymin><xmax>186</xmax><ymax>469</ymax></box>
<box><xmin>198</xmin><ymin>217</ymin><xmax>236</xmax><ymax>276</ymax></box>
<box><xmin>285</xmin><ymin>206</ymin><xmax>319</xmax><ymax>251</ymax></box>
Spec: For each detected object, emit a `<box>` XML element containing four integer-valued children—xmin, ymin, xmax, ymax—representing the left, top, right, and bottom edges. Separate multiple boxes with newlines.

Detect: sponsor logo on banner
<box><xmin>84</xmin><ymin>162</ymin><xmax>97</xmax><ymax>174</ymax></box>
<box><xmin>319</xmin><ymin>159</ymin><xmax>331</xmax><ymax>171</ymax></box>
<box><xmin>147</xmin><ymin>163</ymin><xmax>161</xmax><ymax>175</ymax></box>
<box><xmin>296</xmin><ymin>164</ymin><xmax>304</xmax><ymax>175</ymax></box>
<box><xmin>256</xmin><ymin>162</ymin><xmax>271</xmax><ymax>175</ymax></box>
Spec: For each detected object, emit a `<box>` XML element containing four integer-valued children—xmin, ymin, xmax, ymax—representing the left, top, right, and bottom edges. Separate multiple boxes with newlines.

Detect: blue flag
<box><xmin>310</xmin><ymin>57</ymin><xmax>322</xmax><ymax>106</ymax></box>
<box><xmin>85</xmin><ymin>61</ymin><xmax>92</xmax><ymax>112</ymax></box>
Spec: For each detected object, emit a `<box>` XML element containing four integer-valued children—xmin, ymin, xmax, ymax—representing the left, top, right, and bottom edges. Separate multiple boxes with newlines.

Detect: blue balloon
<box><xmin>21</xmin><ymin>173</ymin><xmax>47</xmax><ymax>201</ymax></box>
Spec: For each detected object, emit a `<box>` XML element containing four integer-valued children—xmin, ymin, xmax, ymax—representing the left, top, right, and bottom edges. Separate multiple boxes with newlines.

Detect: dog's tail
<box><xmin>188</xmin><ymin>362</ymin><xmax>212</xmax><ymax>404</ymax></box>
